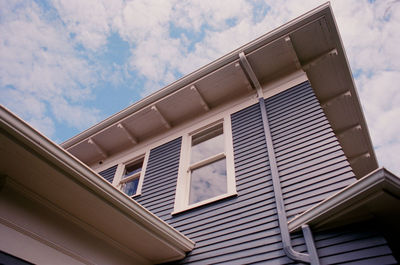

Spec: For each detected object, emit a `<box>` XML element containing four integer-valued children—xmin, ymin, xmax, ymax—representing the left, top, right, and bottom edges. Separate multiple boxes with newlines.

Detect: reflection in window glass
<box><xmin>120</xmin><ymin>159</ymin><xmax>143</xmax><ymax>196</ymax></box>
<box><xmin>189</xmin><ymin>158</ymin><xmax>227</xmax><ymax>204</ymax></box>
<box><xmin>123</xmin><ymin>159</ymin><xmax>143</xmax><ymax>178</ymax></box>
<box><xmin>191</xmin><ymin>124</ymin><xmax>224</xmax><ymax>163</ymax></box>
<box><xmin>121</xmin><ymin>178</ymin><xmax>139</xmax><ymax>196</ymax></box>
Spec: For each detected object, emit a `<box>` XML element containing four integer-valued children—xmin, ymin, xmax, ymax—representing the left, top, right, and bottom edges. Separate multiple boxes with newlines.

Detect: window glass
<box><xmin>191</xmin><ymin>124</ymin><xmax>224</xmax><ymax>163</ymax></box>
<box><xmin>123</xmin><ymin>159</ymin><xmax>143</xmax><ymax>178</ymax></box>
<box><xmin>120</xmin><ymin>158</ymin><xmax>143</xmax><ymax>196</ymax></box>
<box><xmin>189</xmin><ymin>158</ymin><xmax>227</xmax><ymax>204</ymax></box>
<box><xmin>121</xmin><ymin>178</ymin><xmax>139</xmax><ymax>196</ymax></box>
<box><xmin>173</xmin><ymin>118</ymin><xmax>236</xmax><ymax>214</ymax></box>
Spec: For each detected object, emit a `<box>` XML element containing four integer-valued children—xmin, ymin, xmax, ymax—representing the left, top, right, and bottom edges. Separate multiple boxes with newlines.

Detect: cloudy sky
<box><xmin>1</xmin><ymin>0</ymin><xmax>399</xmax><ymax>174</ymax></box>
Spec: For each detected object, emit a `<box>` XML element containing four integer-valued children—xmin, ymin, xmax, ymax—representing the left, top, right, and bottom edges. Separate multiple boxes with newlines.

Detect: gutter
<box><xmin>288</xmin><ymin>167</ymin><xmax>400</xmax><ymax>233</ymax></box>
<box><xmin>0</xmin><ymin>105</ymin><xmax>195</xmax><ymax>254</ymax></box>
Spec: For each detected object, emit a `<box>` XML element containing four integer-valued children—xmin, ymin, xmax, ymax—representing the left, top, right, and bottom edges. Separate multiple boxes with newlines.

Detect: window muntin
<box><xmin>189</xmin><ymin>157</ymin><xmax>227</xmax><ymax>204</ymax></box>
<box><xmin>190</xmin><ymin>124</ymin><xmax>224</xmax><ymax>164</ymax></box>
<box><xmin>188</xmin><ymin>124</ymin><xmax>227</xmax><ymax>204</ymax></box>
<box><xmin>173</xmin><ymin>118</ymin><xmax>236</xmax><ymax>214</ymax></box>
<box><xmin>120</xmin><ymin>178</ymin><xmax>139</xmax><ymax>196</ymax></box>
<box><xmin>122</xmin><ymin>159</ymin><xmax>143</xmax><ymax>179</ymax></box>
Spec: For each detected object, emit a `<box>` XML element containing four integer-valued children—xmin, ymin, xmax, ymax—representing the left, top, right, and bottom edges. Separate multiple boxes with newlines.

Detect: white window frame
<box><xmin>112</xmin><ymin>152</ymin><xmax>149</xmax><ymax>197</ymax></box>
<box><xmin>93</xmin><ymin>71</ymin><xmax>307</xmax><ymax>205</ymax></box>
<box><xmin>172</xmin><ymin>116</ymin><xmax>237</xmax><ymax>214</ymax></box>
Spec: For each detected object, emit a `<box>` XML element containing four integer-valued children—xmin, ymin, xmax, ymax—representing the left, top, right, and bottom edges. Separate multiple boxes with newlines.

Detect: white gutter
<box><xmin>0</xmin><ymin>104</ymin><xmax>195</xmax><ymax>254</ymax></box>
<box><xmin>288</xmin><ymin>167</ymin><xmax>400</xmax><ymax>233</ymax></box>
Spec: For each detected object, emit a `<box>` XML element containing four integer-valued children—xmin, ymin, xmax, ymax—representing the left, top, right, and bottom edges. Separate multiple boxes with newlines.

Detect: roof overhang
<box><xmin>288</xmin><ymin>167</ymin><xmax>400</xmax><ymax>233</ymax></box>
<box><xmin>62</xmin><ymin>2</ymin><xmax>378</xmax><ymax>178</ymax></box>
<box><xmin>0</xmin><ymin>105</ymin><xmax>194</xmax><ymax>264</ymax></box>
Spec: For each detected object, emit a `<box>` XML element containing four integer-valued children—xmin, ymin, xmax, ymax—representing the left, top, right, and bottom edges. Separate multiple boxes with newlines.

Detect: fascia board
<box><xmin>324</xmin><ymin>3</ymin><xmax>378</xmax><ymax>174</ymax></box>
<box><xmin>0</xmin><ymin>105</ymin><xmax>195</xmax><ymax>254</ymax></box>
<box><xmin>61</xmin><ymin>2</ymin><xmax>332</xmax><ymax>149</ymax></box>
<box><xmin>288</xmin><ymin>167</ymin><xmax>400</xmax><ymax>232</ymax></box>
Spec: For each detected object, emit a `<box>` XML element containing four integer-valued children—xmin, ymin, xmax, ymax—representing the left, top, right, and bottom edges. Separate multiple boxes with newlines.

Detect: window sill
<box><xmin>116</xmin><ymin>188</ymin><xmax>141</xmax><ymax>199</ymax></box>
<box><xmin>131</xmin><ymin>192</ymin><xmax>141</xmax><ymax>198</ymax></box>
<box><xmin>171</xmin><ymin>191</ymin><xmax>237</xmax><ymax>215</ymax></box>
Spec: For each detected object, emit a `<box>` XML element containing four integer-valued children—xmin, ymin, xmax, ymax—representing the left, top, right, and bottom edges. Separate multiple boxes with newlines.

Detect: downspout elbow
<box><xmin>283</xmin><ymin>245</ymin><xmax>310</xmax><ymax>263</ymax></box>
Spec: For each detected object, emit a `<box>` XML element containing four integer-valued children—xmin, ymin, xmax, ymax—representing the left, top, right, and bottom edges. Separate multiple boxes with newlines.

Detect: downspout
<box><xmin>258</xmin><ymin>97</ymin><xmax>320</xmax><ymax>265</ymax></box>
<box><xmin>239</xmin><ymin>50</ymin><xmax>320</xmax><ymax>264</ymax></box>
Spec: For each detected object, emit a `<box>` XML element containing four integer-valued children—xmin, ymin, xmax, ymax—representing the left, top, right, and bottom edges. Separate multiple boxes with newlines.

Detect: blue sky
<box><xmin>1</xmin><ymin>0</ymin><xmax>399</xmax><ymax>174</ymax></box>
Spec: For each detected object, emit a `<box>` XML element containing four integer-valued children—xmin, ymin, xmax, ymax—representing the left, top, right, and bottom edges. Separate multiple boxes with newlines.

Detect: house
<box><xmin>1</xmin><ymin>3</ymin><xmax>399</xmax><ymax>264</ymax></box>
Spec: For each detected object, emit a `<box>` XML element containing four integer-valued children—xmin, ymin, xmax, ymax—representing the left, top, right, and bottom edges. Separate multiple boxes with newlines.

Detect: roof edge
<box><xmin>61</xmin><ymin>2</ymin><xmax>332</xmax><ymax>149</ymax></box>
<box><xmin>288</xmin><ymin>167</ymin><xmax>400</xmax><ymax>232</ymax></box>
<box><xmin>325</xmin><ymin>2</ymin><xmax>378</xmax><ymax>173</ymax></box>
<box><xmin>0</xmin><ymin>104</ymin><xmax>195</xmax><ymax>253</ymax></box>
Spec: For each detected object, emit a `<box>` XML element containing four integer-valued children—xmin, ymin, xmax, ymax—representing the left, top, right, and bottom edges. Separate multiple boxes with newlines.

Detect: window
<box><xmin>173</xmin><ymin>118</ymin><xmax>236</xmax><ymax>214</ymax></box>
<box><xmin>189</xmin><ymin>124</ymin><xmax>226</xmax><ymax>204</ymax></box>
<box><xmin>119</xmin><ymin>158</ymin><xmax>143</xmax><ymax>196</ymax></box>
<box><xmin>113</xmin><ymin>154</ymin><xmax>148</xmax><ymax>197</ymax></box>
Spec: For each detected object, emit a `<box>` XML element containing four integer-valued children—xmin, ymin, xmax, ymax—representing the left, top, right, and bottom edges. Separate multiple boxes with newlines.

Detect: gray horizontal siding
<box><xmin>265</xmin><ymin>81</ymin><xmax>357</xmax><ymax>220</ymax></box>
<box><xmin>134</xmin><ymin>137</ymin><xmax>182</xmax><ymax>222</ymax></box>
<box><xmin>138</xmin><ymin>81</ymin><xmax>397</xmax><ymax>264</ymax></box>
<box><xmin>163</xmin><ymin>102</ymin><xmax>288</xmax><ymax>265</ymax></box>
<box><xmin>293</xmin><ymin>222</ymin><xmax>397</xmax><ymax>265</ymax></box>
<box><xmin>98</xmin><ymin>164</ymin><xmax>117</xmax><ymax>183</ymax></box>
<box><xmin>268</xmin><ymin>82</ymin><xmax>396</xmax><ymax>264</ymax></box>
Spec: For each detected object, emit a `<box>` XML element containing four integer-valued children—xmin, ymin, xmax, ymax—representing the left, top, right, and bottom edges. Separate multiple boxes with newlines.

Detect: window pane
<box><xmin>121</xmin><ymin>178</ymin><xmax>139</xmax><ymax>196</ymax></box>
<box><xmin>191</xmin><ymin>124</ymin><xmax>224</xmax><ymax>163</ymax></box>
<box><xmin>123</xmin><ymin>159</ymin><xmax>143</xmax><ymax>178</ymax></box>
<box><xmin>189</xmin><ymin>158</ymin><xmax>227</xmax><ymax>204</ymax></box>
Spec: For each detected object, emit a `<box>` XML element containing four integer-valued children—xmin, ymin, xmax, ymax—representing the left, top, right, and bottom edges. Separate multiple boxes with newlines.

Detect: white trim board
<box><xmin>288</xmin><ymin>167</ymin><xmax>400</xmax><ymax>232</ymax></box>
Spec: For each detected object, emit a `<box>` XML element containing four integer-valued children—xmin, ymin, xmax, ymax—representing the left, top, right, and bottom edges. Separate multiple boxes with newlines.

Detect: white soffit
<box><xmin>62</xmin><ymin>3</ymin><xmax>378</xmax><ymax>178</ymax></box>
<box><xmin>0</xmin><ymin>105</ymin><xmax>194</xmax><ymax>264</ymax></box>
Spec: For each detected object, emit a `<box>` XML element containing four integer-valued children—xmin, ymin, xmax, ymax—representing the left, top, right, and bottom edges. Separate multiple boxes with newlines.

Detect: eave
<box><xmin>61</xmin><ymin>2</ymin><xmax>378</xmax><ymax>178</ymax></box>
<box><xmin>288</xmin><ymin>167</ymin><xmax>400</xmax><ymax>233</ymax></box>
<box><xmin>0</xmin><ymin>105</ymin><xmax>194</xmax><ymax>264</ymax></box>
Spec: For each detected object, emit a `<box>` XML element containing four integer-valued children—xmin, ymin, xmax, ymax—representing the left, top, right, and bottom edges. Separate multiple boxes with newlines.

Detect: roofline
<box><xmin>325</xmin><ymin>1</ymin><xmax>378</xmax><ymax>170</ymax></box>
<box><xmin>61</xmin><ymin>2</ymin><xmax>332</xmax><ymax>149</ymax></box>
<box><xmin>288</xmin><ymin>167</ymin><xmax>400</xmax><ymax>232</ymax></box>
<box><xmin>0</xmin><ymin>104</ymin><xmax>195</xmax><ymax>253</ymax></box>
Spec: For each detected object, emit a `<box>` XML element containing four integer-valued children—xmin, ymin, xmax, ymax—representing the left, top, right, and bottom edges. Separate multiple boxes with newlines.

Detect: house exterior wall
<box><xmin>0</xmin><ymin>183</ymin><xmax>143</xmax><ymax>265</ymax></box>
<box><xmin>265</xmin><ymin>82</ymin><xmax>357</xmax><ymax>220</ymax></box>
<box><xmin>98</xmin><ymin>164</ymin><xmax>118</xmax><ymax>183</ymax></box>
<box><xmin>98</xmin><ymin>81</ymin><xmax>396</xmax><ymax>264</ymax></box>
<box><xmin>135</xmin><ymin>137</ymin><xmax>182</xmax><ymax>219</ymax></box>
<box><xmin>308</xmin><ymin>222</ymin><xmax>397</xmax><ymax>264</ymax></box>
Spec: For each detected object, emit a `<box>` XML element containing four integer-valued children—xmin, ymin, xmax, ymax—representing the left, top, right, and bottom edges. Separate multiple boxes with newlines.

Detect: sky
<box><xmin>1</xmin><ymin>0</ymin><xmax>399</xmax><ymax>174</ymax></box>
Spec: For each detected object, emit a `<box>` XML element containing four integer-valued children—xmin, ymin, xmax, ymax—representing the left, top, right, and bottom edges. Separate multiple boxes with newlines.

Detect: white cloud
<box><xmin>332</xmin><ymin>0</ymin><xmax>400</xmax><ymax>74</ymax></box>
<box><xmin>28</xmin><ymin>116</ymin><xmax>56</xmax><ymax>138</ymax></box>
<box><xmin>113</xmin><ymin>0</ymin><xmax>265</xmax><ymax>95</ymax></box>
<box><xmin>0</xmin><ymin>0</ymin><xmax>398</xmax><ymax>174</ymax></box>
<box><xmin>331</xmin><ymin>0</ymin><xmax>400</xmax><ymax>174</ymax></box>
<box><xmin>356</xmin><ymin>70</ymin><xmax>400</xmax><ymax>173</ymax></box>
<box><xmin>0</xmin><ymin>1</ymin><xmax>101</xmax><ymax>138</ymax></box>
<box><xmin>52</xmin><ymin>0</ymin><xmax>123</xmax><ymax>50</ymax></box>
<box><xmin>50</xmin><ymin>97</ymin><xmax>101</xmax><ymax>129</ymax></box>
<box><xmin>172</xmin><ymin>0</ymin><xmax>251</xmax><ymax>31</ymax></box>
<box><xmin>116</xmin><ymin>0</ymin><xmax>173</xmax><ymax>41</ymax></box>
<box><xmin>1</xmin><ymin>86</ymin><xmax>55</xmax><ymax>136</ymax></box>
